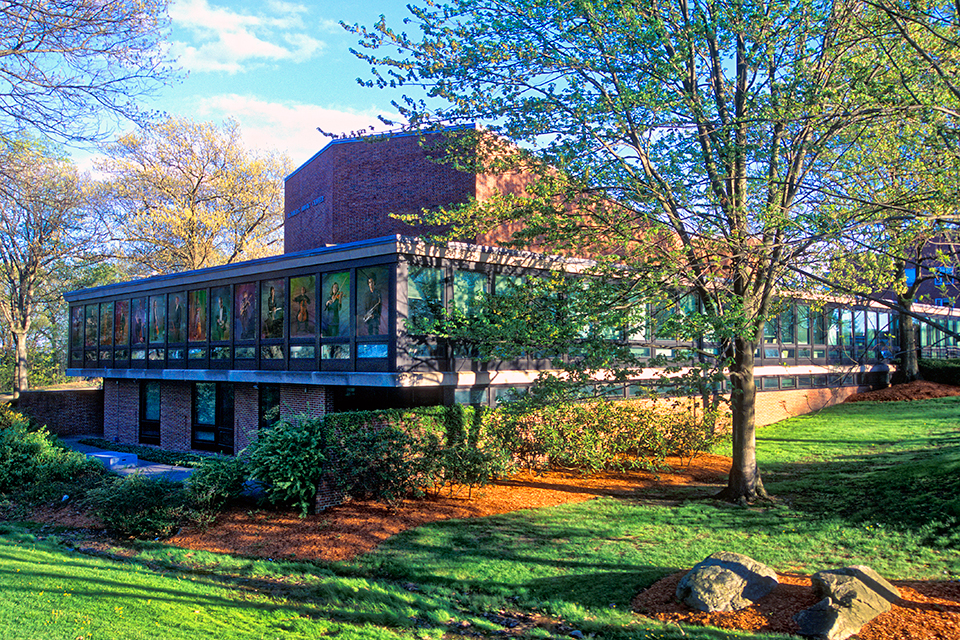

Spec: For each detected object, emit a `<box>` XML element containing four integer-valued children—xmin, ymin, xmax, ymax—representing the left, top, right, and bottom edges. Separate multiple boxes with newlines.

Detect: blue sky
<box><xmin>83</xmin><ymin>0</ymin><xmax>420</xmax><ymax>170</ymax></box>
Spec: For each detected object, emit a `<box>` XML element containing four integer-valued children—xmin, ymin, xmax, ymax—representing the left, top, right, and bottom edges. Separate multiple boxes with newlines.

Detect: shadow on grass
<box><xmin>760</xmin><ymin>428</ymin><xmax>960</xmax><ymax>548</ymax></box>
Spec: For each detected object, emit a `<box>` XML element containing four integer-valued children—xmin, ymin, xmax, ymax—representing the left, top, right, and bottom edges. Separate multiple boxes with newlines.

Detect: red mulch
<box><xmin>845</xmin><ymin>380</ymin><xmax>960</xmax><ymax>402</ymax></box>
<box><xmin>633</xmin><ymin>571</ymin><xmax>960</xmax><ymax>639</ymax></box>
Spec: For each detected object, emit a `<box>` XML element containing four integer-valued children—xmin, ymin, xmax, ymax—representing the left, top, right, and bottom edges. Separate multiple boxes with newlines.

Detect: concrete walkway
<box><xmin>59</xmin><ymin>436</ymin><xmax>195</xmax><ymax>483</ymax></box>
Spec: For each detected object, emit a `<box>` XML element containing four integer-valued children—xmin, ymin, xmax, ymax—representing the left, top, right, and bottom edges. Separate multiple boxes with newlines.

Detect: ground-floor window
<box><xmin>192</xmin><ymin>382</ymin><xmax>234</xmax><ymax>454</ymax></box>
<box><xmin>258</xmin><ymin>384</ymin><xmax>280</xmax><ymax>430</ymax></box>
<box><xmin>139</xmin><ymin>380</ymin><xmax>161</xmax><ymax>445</ymax></box>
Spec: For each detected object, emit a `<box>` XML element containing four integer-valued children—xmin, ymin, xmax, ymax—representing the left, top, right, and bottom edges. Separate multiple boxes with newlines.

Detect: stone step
<box><xmin>87</xmin><ymin>451</ymin><xmax>139</xmax><ymax>470</ymax></box>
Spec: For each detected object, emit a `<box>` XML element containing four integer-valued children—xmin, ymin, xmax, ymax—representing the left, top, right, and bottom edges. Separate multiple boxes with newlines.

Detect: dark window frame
<box><xmin>138</xmin><ymin>380</ymin><xmax>161</xmax><ymax>445</ymax></box>
<box><xmin>258</xmin><ymin>384</ymin><xmax>281</xmax><ymax>430</ymax></box>
<box><xmin>191</xmin><ymin>382</ymin><xmax>235</xmax><ymax>454</ymax></box>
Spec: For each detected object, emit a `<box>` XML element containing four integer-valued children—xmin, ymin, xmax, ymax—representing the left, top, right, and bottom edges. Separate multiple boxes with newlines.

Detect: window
<box><xmin>139</xmin><ymin>381</ymin><xmax>161</xmax><ymax>445</ymax></box>
<box><xmin>454</xmin><ymin>387</ymin><xmax>487</xmax><ymax>405</ymax></box>
<box><xmin>853</xmin><ymin>309</ymin><xmax>866</xmax><ymax>353</ymax></box>
<box><xmin>192</xmin><ymin>382</ymin><xmax>234</xmax><ymax>454</ymax></box>
<box><xmin>763</xmin><ymin>317</ymin><xmax>778</xmax><ymax>344</ymax></box>
<box><xmin>935</xmin><ymin>298</ymin><xmax>952</xmax><ymax>307</ymax></box>
<box><xmin>779</xmin><ymin>305</ymin><xmax>796</xmax><ymax>343</ymax></box>
<box><xmin>408</xmin><ymin>265</ymin><xmax>444</xmax><ymax>326</ymax></box>
<box><xmin>811</xmin><ymin>308</ymin><xmax>826</xmax><ymax>344</ymax></box>
<box><xmin>258</xmin><ymin>385</ymin><xmax>280</xmax><ymax>429</ymax></box>
<box><xmin>321</xmin><ymin>271</ymin><xmax>350</xmax><ymax>361</ymax></box>
<box><xmin>935</xmin><ymin>267</ymin><xmax>954</xmax><ymax>286</ymax></box>
<box><xmin>99</xmin><ymin>302</ymin><xmax>114</xmax><ymax>347</ymax></box>
<box><xmin>905</xmin><ymin>267</ymin><xmax>918</xmax><ymax>286</ymax></box>
<box><xmin>454</xmin><ymin>270</ymin><xmax>488</xmax><ymax>317</ymax></box>
<box><xmin>358</xmin><ymin>266</ymin><xmax>389</xmax><ymax>338</ymax></box>
<box><xmin>796</xmin><ymin>304</ymin><xmax>810</xmax><ymax>345</ymax></box>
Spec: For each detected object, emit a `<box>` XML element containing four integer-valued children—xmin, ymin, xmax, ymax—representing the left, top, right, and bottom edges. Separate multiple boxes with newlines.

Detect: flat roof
<box><xmin>65</xmin><ymin>234</ymin><xmax>591</xmax><ymax>303</ymax></box>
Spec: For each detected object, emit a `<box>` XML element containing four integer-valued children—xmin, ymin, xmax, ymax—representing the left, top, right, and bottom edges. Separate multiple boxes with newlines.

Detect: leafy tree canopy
<box><xmin>348</xmin><ymin>0</ymin><xmax>960</xmax><ymax>501</ymax></box>
<box><xmin>94</xmin><ymin>116</ymin><xmax>291</xmax><ymax>276</ymax></box>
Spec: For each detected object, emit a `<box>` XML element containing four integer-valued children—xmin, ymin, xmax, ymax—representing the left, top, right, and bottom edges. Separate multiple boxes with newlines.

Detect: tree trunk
<box><xmin>893</xmin><ymin>296</ymin><xmax>920</xmax><ymax>384</ymax></box>
<box><xmin>12</xmin><ymin>330</ymin><xmax>29</xmax><ymax>400</ymax></box>
<box><xmin>716</xmin><ymin>335</ymin><xmax>768</xmax><ymax>503</ymax></box>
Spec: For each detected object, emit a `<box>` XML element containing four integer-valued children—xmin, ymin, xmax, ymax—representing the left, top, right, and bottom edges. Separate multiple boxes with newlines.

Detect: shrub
<box><xmin>486</xmin><ymin>399</ymin><xmax>723</xmax><ymax>473</ymax></box>
<box><xmin>86</xmin><ymin>474</ymin><xmax>188</xmax><ymax>538</ymax></box>
<box><xmin>0</xmin><ymin>406</ymin><xmax>102</xmax><ymax>492</ymax></box>
<box><xmin>329</xmin><ymin>406</ymin><xmax>511</xmax><ymax>498</ymax></box>
<box><xmin>247</xmin><ymin>407</ymin><xmax>512</xmax><ymax>514</ymax></box>
<box><xmin>246</xmin><ymin>417</ymin><xmax>339</xmax><ymax>516</ymax></box>
<box><xmin>918</xmin><ymin>358</ymin><xmax>960</xmax><ymax>386</ymax></box>
<box><xmin>186</xmin><ymin>455</ymin><xmax>248</xmax><ymax>510</ymax></box>
<box><xmin>338</xmin><ymin>424</ymin><xmax>417</xmax><ymax>503</ymax></box>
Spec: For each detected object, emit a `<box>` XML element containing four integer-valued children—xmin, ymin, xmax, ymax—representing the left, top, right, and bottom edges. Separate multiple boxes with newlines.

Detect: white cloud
<box><xmin>168</xmin><ymin>0</ymin><xmax>323</xmax><ymax>74</ymax></box>
<box><xmin>192</xmin><ymin>94</ymin><xmax>402</xmax><ymax>166</ymax></box>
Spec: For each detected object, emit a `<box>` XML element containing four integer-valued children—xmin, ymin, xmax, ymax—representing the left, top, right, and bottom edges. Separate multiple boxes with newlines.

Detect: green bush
<box><xmin>0</xmin><ymin>405</ymin><xmax>102</xmax><ymax>492</ymax></box>
<box><xmin>186</xmin><ymin>455</ymin><xmax>248</xmax><ymax>510</ymax></box>
<box><xmin>247</xmin><ymin>407</ymin><xmax>512</xmax><ymax>514</ymax></box>
<box><xmin>918</xmin><ymin>358</ymin><xmax>960</xmax><ymax>386</ymax></box>
<box><xmin>86</xmin><ymin>474</ymin><xmax>188</xmax><ymax>538</ymax></box>
<box><xmin>486</xmin><ymin>399</ymin><xmax>723</xmax><ymax>472</ymax></box>
<box><xmin>246</xmin><ymin>417</ymin><xmax>339</xmax><ymax>516</ymax></box>
<box><xmin>338</xmin><ymin>424</ymin><xmax>417</xmax><ymax>503</ymax></box>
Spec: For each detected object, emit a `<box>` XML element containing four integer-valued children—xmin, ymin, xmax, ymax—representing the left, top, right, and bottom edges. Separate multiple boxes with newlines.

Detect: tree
<box><xmin>0</xmin><ymin>0</ymin><xmax>173</xmax><ymax>143</ymax></box>
<box><xmin>95</xmin><ymin>117</ymin><xmax>292</xmax><ymax>276</ymax></box>
<box><xmin>820</xmin><ymin>95</ymin><xmax>960</xmax><ymax>380</ymax></box>
<box><xmin>0</xmin><ymin>137</ymin><xmax>96</xmax><ymax>398</ymax></box>
<box><xmin>347</xmin><ymin>0</ymin><xmax>959</xmax><ymax>501</ymax></box>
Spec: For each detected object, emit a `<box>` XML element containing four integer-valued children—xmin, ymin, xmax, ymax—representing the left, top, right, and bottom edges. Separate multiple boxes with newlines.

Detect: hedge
<box><xmin>246</xmin><ymin>400</ymin><xmax>723</xmax><ymax>515</ymax></box>
<box><xmin>918</xmin><ymin>358</ymin><xmax>960</xmax><ymax>386</ymax></box>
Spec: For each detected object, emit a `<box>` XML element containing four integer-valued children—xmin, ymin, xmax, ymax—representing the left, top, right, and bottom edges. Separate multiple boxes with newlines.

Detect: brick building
<box><xmin>65</xmin><ymin>128</ymin><xmax>960</xmax><ymax>454</ymax></box>
<box><xmin>284</xmin><ymin>125</ymin><xmax>530</xmax><ymax>252</ymax></box>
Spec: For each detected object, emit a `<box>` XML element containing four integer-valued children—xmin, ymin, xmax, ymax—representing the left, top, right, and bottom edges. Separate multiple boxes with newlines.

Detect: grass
<box><xmin>3</xmin><ymin>397</ymin><xmax>960</xmax><ymax>639</ymax></box>
<box><xmin>756</xmin><ymin>397</ymin><xmax>960</xmax><ymax>547</ymax></box>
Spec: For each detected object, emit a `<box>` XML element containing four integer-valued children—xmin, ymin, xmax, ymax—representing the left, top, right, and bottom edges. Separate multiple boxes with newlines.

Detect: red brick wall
<box><xmin>279</xmin><ymin>385</ymin><xmax>328</xmax><ymax>421</ymax></box>
<box><xmin>235</xmin><ymin>383</ymin><xmax>258</xmax><ymax>454</ymax></box>
<box><xmin>103</xmin><ymin>381</ymin><xmax>329</xmax><ymax>455</ymax></box>
<box><xmin>16</xmin><ymin>389</ymin><xmax>104</xmax><ymax>437</ymax></box>
<box><xmin>104</xmin><ymin>379</ymin><xmax>138</xmax><ymax>444</ymax></box>
<box><xmin>754</xmin><ymin>385</ymin><xmax>862</xmax><ymax>427</ymax></box>
<box><xmin>284</xmin><ymin>132</ymin><xmax>478</xmax><ymax>253</ymax></box>
<box><xmin>161</xmin><ymin>381</ymin><xmax>192</xmax><ymax>452</ymax></box>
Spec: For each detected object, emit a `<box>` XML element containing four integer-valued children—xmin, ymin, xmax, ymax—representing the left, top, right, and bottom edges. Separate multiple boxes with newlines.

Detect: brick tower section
<box><xmin>284</xmin><ymin>130</ymin><xmax>478</xmax><ymax>253</ymax></box>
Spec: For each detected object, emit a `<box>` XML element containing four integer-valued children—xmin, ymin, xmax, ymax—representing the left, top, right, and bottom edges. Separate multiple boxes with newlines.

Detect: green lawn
<box><xmin>3</xmin><ymin>397</ymin><xmax>960</xmax><ymax>640</ymax></box>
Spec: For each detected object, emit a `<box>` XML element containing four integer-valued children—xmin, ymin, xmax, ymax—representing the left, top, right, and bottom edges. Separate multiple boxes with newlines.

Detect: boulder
<box><xmin>675</xmin><ymin>552</ymin><xmax>779</xmax><ymax>612</ymax></box>
<box><xmin>794</xmin><ymin>565</ymin><xmax>900</xmax><ymax>640</ymax></box>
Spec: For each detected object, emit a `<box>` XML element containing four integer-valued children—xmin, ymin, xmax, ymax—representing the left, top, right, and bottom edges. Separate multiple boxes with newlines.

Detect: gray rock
<box><xmin>794</xmin><ymin>565</ymin><xmax>900</xmax><ymax>640</ymax></box>
<box><xmin>814</xmin><ymin>565</ymin><xmax>900</xmax><ymax>604</ymax></box>
<box><xmin>675</xmin><ymin>551</ymin><xmax>779</xmax><ymax>612</ymax></box>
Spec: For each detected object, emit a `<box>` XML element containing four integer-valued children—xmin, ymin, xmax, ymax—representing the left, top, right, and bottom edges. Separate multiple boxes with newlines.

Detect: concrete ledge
<box><xmin>87</xmin><ymin>451</ymin><xmax>138</xmax><ymax>470</ymax></box>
